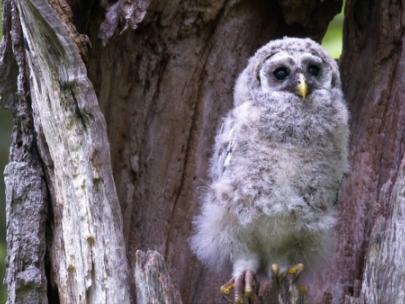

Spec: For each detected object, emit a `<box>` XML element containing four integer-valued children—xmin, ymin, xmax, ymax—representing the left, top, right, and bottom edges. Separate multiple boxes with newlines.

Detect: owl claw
<box><xmin>244</xmin><ymin>270</ymin><xmax>255</xmax><ymax>299</ymax></box>
<box><xmin>221</xmin><ymin>270</ymin><xmax>256</xmax><ymax>304</ymax></box>
<box><xmin>271</xmin><ymin>263</ymin><xmax>284</xmax><ymax>284</ymax></box>
<box><xmin>220</xmin><ymin>278</ymin><xmax>235</xmax><ymax>295</ymax></box>
<box><xmin>235</xmin><ymin>272</ymin><xmax>244</xmax><ymax>303</ymax></box>
<box><xmin>287</xmin><ymin>263</ymin><xmax>304</xmax><ymax>278</ymax></box>
<box><xmin>271</xmin><ymin>263</ymin><xmax>280</xmax><ymax>276</ymax></box>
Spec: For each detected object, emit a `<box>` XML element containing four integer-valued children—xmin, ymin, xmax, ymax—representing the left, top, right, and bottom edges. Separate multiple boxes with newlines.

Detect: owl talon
<box><xmin>235</xmin><ymin>272</ymin><xmax>244</xmax><ymax>303</ymax></box>
<box><xmin>271</xmin><ymin>263</ymin><xmax>284</xmax><ymax>284</ymax></box>
<box><xmin>287</xmin><ymin>263</ymin><xmax>304</xmax><ymax>276</ymax></box>
<box><xmin>220</xmin><ymin>278</ymin><xmax>235</xmax><ymax>295</ymax></box>
<box><xmin>244</xmin><ymin>270</ymin><xmax>255</xmax><ymax>299</ymax></box>
<box><xmin>221</xmin><ymin>270</ymin><xmax>257</xmax><ymax>304</ymax></box>
<box><xmin>271</xmin><ymin>263</ymin><xmax>280</xmax><ymax>276</ymax></box>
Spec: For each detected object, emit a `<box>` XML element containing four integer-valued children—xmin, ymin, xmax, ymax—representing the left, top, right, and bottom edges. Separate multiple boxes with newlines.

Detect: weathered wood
<box><xmin>4</xmin><ymin>163</ymin><xmax>48</xmax><ymax>304</ymax></box>
<box><xmin>134</xmin><ymin>250</ymin><xmax>182</xmax><ymax>304</ymax></box>
<box><xmin>311</xmin><ymin>1</ymin><xmax>405</xmax><ymax>303</ymax></box>
<box><xmin>0</xmin><ymin>1</ymin><xmax>48</xmax><ymax>303</ymax></box>
<box><xmin>7</xmin><ymin>0</ymin><xmax>132</xmax><ymax>303</ymax></box>
<box><xmin>355</xmin><ymin>159</ymin><xmax>405</xmax><ymax>304</ymax></box>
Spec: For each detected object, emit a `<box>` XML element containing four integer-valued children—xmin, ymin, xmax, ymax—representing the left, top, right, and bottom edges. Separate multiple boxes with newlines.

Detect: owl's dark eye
<box><xmin>308</xmin><ymin>64</ymin><xmax>320</xmax><ymax>76</ymax></box>
<box><xmin>273</xmin><ymin>67</ymin><xmax>289</xmax><ymax>81</ymax></box>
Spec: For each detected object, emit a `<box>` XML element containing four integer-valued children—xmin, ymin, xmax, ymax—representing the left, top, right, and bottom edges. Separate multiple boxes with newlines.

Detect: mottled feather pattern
<box><xmin>191</xmin><ymin>37</ymin><xmax>349</xmax><ymax>277</ymax></box>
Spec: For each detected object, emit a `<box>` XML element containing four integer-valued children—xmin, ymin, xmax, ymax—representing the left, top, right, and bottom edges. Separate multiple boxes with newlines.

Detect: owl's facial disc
<box><xmin>259</xmin><ymin>52</ymin><xmax>330</xmax><ymax>100</ymax></box>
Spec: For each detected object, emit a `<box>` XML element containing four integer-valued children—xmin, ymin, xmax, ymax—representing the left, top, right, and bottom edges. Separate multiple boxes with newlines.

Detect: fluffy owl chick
<box><xmin>191</xmin><ymin>37</ymin><xmax>349</xmax><ymax>302</ymax></box>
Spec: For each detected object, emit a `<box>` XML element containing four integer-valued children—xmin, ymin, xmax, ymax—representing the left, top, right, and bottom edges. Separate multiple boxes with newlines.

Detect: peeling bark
<box><xmin>134</xmin><ymin>250</ymin><xmax>182</xmax><ymax>304</ymax></box>
<box><xmin>1</xmin><ymin>0</ymin><xmax>132</xmax><ymax>303</ymax></box>
<box><xmin>0</xmin><ymin>1</ymin><xmax>48</xmax><ymax>303</ymax></box>
<box><xmin>4</xmin><ymin>163</ymin><xmax>48</xmax><ymax>304</ymax></box>
<box><xmin>16</xmin><ymin>0</ymin><xmax>131</xmax><ymax>302</ymax></box>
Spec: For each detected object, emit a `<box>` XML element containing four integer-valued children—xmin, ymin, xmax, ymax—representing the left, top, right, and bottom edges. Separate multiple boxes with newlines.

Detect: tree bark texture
<box><xmin>314</xmin><ymin>1</ymin><xmax>405</xmax><ymax>303</ymax></box>
<box><xmin>1</xmin><ymin>0</ymin><xmax>131</xmax><ymax>303</ymax></box>
<box><xmin>0</xmin><ymin>1</ymin><xmax>48</xmax><ymax>303</ymax></box>
<box><xmin>134</xmin><ymin>250</ymin><xmax>182</xmax><ymax>304</ymax></box>
<box><xmin>1</xmin><ymin>0</ymin><xmax>404</xmax><ymax>303</ymax></box>
<box><xmin>86</xmin><ymin>1</ymin><xmax>340</xmax><ymax>303</ymax></box>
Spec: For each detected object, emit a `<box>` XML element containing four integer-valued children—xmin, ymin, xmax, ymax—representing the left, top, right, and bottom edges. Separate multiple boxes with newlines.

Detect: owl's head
<box><xmin>234</xmin><ymin>37</ymin><xmax>341</xmax><ymax>106</ymax></box>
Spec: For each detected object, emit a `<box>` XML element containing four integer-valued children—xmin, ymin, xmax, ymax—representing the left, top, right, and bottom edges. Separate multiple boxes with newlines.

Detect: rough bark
<box><xmin>0</xmin><ymin>1</ymin><xmax>48</xmax><ymax>303</ymax></box>
<box><xmin>134</xmin><ymin>250</ymin><xmax>182</xmax><ymax>304</ymax></box>
<box><xmin>86</xmin><ymin>1</ymin><xmax>341</xmax><ymax>303</ymax></box>
<box><xmin>313</xmin><ymin>1</ymin><xmax>405</xmax><ymax>303</ymax></box>
<box><xmin>17</xmin><ymin>0</ymin><xmax>132</xmax><ymax>302</ymax></box>
<box><xmin>1</xmin><ymin>0</ymin><xmax>132</xmax><ymax>303</ymax></box>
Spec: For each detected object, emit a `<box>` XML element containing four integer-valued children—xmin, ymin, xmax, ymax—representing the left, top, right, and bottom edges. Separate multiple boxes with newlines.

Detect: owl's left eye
<box><xmin>308</xmin><ymin>64</ymin><xmax>320</xmax><ymax>76</ymax></box>
<box><xmin>273</xmin><ymin>67</ymin><xmax>290</xmax><ymax>81</ymax></box>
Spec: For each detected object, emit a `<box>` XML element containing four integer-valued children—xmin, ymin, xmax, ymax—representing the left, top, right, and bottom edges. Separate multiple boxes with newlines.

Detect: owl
<box><xmin>191</xmin><ymin>37</ymin><xmax>349</xmax><ymax>303</ymax></box>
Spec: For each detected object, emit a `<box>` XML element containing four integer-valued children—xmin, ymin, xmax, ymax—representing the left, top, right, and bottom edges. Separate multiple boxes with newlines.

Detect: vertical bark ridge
<box><xmin>134</xmin><ymin>250</ymin><xmax>183</xmax><ymax>304</ymax></box>
<box><xmin>9</xmin><ymin>0</ymin><xmax>132</xmax><ymax>302</ymax></box>
<box><xmin>0</xmin><ymin>1</ymin><xmax>48</xmax><ymax>302</ymax></box>
<box><xmin>313</xmin><ymin>1</ymin><xmax>405</xmax><ymax>303</ymax></box>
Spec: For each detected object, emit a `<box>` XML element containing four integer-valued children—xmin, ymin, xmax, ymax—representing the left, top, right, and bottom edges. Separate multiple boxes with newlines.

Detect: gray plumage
<box><xmin>191</xmin><ymin>37</ymin><xmax>349</xmax><ymax>279</ymax></box>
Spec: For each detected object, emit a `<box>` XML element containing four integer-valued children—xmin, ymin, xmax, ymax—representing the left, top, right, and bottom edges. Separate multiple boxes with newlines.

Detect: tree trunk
<box><xmin>0</xmin><ymin>0</ymin><xmax>404</xmax><ymax>304</ymax></box>
<box><xmin>314</xmin><ymin>1</ymin><xmax>405</xmax><ymax>303</ymax></box>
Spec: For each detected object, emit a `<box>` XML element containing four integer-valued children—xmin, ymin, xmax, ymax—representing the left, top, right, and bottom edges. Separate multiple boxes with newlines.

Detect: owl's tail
<box><xmin>190</xmin><ymin>200</ymin><xmax>236</xmax><ymax>271</ymax></box>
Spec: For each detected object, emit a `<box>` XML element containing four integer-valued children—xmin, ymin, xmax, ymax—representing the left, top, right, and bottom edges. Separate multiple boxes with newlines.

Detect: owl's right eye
<box><xmin>273</xmin><ymin>67</ymin><xmax>289</xmax><ymax>81</ymax></box>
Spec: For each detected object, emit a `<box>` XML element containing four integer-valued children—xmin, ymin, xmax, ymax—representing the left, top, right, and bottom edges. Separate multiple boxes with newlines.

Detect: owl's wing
<box><xmin>210</xmin><ymin>115</ymin><xmax>236</xmax><ymax>181</ymax></box>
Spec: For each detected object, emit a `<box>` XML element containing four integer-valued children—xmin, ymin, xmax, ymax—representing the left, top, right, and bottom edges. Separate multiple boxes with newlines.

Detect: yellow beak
<box><xmin>297</xmin><ymin>74</ymin><xmax>308</xmax><ymax>99</ymax></box>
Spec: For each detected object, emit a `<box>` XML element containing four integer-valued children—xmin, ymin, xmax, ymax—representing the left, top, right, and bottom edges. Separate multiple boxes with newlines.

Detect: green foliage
<box><xmin>322</xmin><ymin>9</ymin><xmax>344</xmax><ymax>59</ymax></box>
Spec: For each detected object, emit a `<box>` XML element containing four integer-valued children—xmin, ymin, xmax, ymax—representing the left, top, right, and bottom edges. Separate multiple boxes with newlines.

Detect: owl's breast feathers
<box><xmin>211</xmin><ymin>95</ymin><xmax>348</xmax><ymax>227</ymax></box>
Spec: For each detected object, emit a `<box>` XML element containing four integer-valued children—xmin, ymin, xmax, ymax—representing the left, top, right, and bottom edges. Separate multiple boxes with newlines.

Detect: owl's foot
<box><xmin>287</xmin><ymin>263</ymin><xmax>304</xmax><ymax>278</ymax></box>
<box><xmin>220</xmin><ymin>270</ymin><xmax>256</xmax><ymax>304</ymax></box>
<box><xmin>271</xmin><ymin>263</ymin><xmax>304</xmax><ymax>283</ymax></box>
<box><xmin>287</xmin><ymin>263</ymin><xmax>304</xmax><ymax>275</ymax></box>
